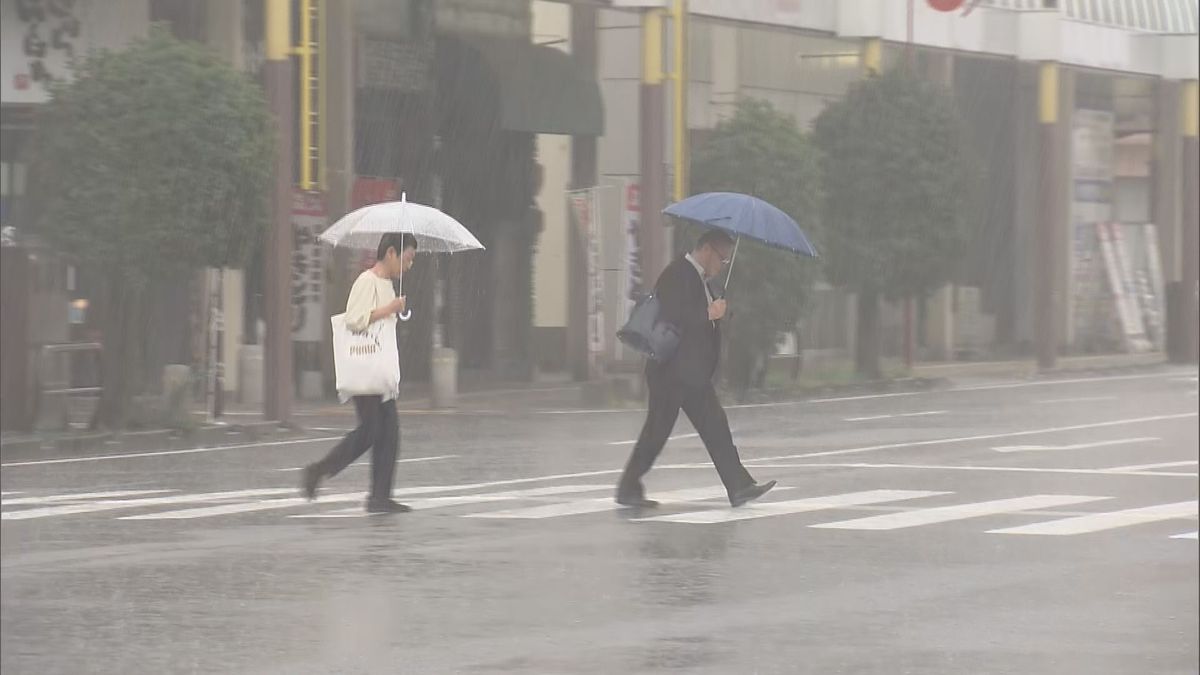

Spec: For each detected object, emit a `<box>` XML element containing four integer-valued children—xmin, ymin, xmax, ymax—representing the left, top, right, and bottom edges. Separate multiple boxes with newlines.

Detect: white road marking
<box><xmin>1</xmin><ymin>488</ymin><xmax>298</xmax><ymax>521</ymax></box>
<box><xmin>1</xmin><ymin>489</ymin><xmax>176</xmax><ymax>506</ymax></box>
<box><xmin>288</xmin><ymin>485</ymin><xmax>612</xmax><ymax>519</ymax></box>
<box><xmin>124</xmin><ymin>484</ymin><xmax>612</xmax><ymax>520</ymax></box>
<box><xmin>464</xmin><ymin>486</ymin><xmax>745</xmax><ymax>519</ymax></box>
<box><xmin>1170</xmin><ymin>531</ymin><xmax>1198</xmax><ymax>540</ymax></box>
<box><xmin>810</xmin><ymin>495</ymin><xmax>1110</xmax><ymax>531</ymax></box>
<box><xmin>738</xmin><ymin>461</ymin><xmax>1198</xmax><ymax>478</ymax></box>
<box><xmin>608</xmin><ymin>433</ymin><xmax>698</xmax><ymax>447</ymax></box>
<box><xmin>1104</xmin><ymin>460</ymin><xmax>1199</xmax><ymax>472</ymax></box>
<box><xmin>0</xmin><ymin>436</ymin><xmax>342</xmax><ymax>468</ymax></box>
<box><xmin>744</xmin><ymin>412</ymin><xmax>1198</xmax><ymax>462</ymax></box>
<box><xmin>636</xmin><ymin>490</ymin><xmax>946</xmax><ymax>525</ymax></box>
<box><xmin>534</xmin><ymin>372</ymin><xmax>1197</xmax><ymax>413</ymax></box>
<box><xmin>1035</xmin><ymin>396</ymin><xmax>1119</xmax><ymax>404</ymax></box>
<box><xmin>988</xmin><ymin>501</ymin><xmax>1199</xmax><ymax>536</ymax></box>
<box><xmin>274</xmin><ymin>455</ymin><xmax>458</xmax><ymax>472</ymax></box>
<box><xmin>992</xmin><ymin>437</ymin><xmax>1159</xmax><ymax>453</ymax></box>
<box><xmin>844</xmin><ymin>411</ymin><xmax>947</xmax><ymax>422</ymax></box>
<box><xmin>0</xmin><ymin>491</ymin><xmax>24</xmax><ymax>496</ymax></box>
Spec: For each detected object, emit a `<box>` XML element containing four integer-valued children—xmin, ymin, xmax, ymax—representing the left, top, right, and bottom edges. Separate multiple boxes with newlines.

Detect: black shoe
<box><xmin>730</xmin><ymin>480</ymin><xmax>777</xmax><ymax>507</ymax></box>
<box><xmin>616</xmin><ymin>493</ymin><xmax>660</xmax><ymax>508</ymax></box>
<box><xmin>301</xmin><ymin>464</ymin><xmax>322</xmax><ymax>501</ymax></box>
<box><xmin>365</xmin><ymin>498</ymin><xmax>412</xmax><ymax>514</ymax></box>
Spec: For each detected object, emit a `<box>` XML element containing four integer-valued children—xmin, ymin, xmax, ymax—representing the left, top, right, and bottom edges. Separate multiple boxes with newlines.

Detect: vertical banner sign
<box><xmin>1142</xmin><ymin>224</ymin><xmax>1166</xmax><ymax>351</ymax></box>
<box><xmin>624</xmin><ymin>181</ymin><xmax>643</xmax><ymax>310</ymax></box>
<box><xmin>569</xmin><ymin>189</ymin><xmax>604</xmax><ymax>374</ymax></box>
<box><xmin>1097</xmin><ymin>222</ymin><xmax>1152</xmax><ymax>353</ymax></box>
<box><xmin>291</xmin><ymin>189</ymin><xmax>328</xmax><ymax>342</ymax></box>
<box><xmin>1070</xmin><ymin>110</ymin><xmax>1115</xmax><ymax>346</ymax></box>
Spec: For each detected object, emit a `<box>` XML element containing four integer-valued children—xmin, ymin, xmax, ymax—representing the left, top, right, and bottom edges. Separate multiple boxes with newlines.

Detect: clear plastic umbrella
<box><xmin>319</xmin><ymin>193</ymin><xmax>484</xmax><ymax>320</ymax></box>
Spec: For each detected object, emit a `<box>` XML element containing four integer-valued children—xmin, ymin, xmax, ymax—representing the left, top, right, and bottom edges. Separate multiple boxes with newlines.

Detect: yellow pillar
<box><xmin>862</xmin><ymin>38</ymin><xmax>883</xmax><ymax>76</ymax></box>
<box><xmin>671</xmin><ymin>0</ymin><xmax>688</xmax><ymax>201</ymax></box>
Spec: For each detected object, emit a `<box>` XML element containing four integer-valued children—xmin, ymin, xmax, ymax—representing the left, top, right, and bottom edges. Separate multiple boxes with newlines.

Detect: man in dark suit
<box><xmin>616</xmin><ymin>229</ymin><xmax>777</xmax><ymax>508</ymax></box>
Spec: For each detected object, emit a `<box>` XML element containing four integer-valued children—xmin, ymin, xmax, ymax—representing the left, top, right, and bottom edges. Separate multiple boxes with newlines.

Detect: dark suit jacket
<box><xmin>649</xmin><ymin>256</ymin><xmax>720</xmax><ymax>387</ymax></box>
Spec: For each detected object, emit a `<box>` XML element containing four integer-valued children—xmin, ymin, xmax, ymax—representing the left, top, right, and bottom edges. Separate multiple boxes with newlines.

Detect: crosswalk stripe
<box><xmin>1171</xmin><ymin>531</ymin><xmax>1198</xmax><ymax>540</ymax></box>
<box><xmin>1</xmin><ymin>489</ymin><xmax>177</xmax><ymax>506</ymax></box>
<box><xmin>464</xmin><ymin>486</ymin><xmax>742</xmax><ymax>520</ymax></box>
<box><xmin>634</xmin><ymin>489</ymin><xmax>947</xmax><ymax>525</ymax></box>
<box><xmin>126</xmin><ymin>484</ymin><xmax>614</xmax><ymax>520</ymax></box>
<box><xmin>810</xmin><ymin>495</ymin><xmax>1111</xmax><ymax>531</ymax></box>
<box><xmin>1</xmin><ymin>488</ymin><xmax>297</xmax><ymax>521</ymax></box>
<box><xmin>988</xmin><ymin>501</ymin><xmax>1199</xmax><ymax>536</ymax></box>
<box><xmin>289</xmin><ymin>485</ymin><xmax>613</xmax><ymax>519</ymax></box>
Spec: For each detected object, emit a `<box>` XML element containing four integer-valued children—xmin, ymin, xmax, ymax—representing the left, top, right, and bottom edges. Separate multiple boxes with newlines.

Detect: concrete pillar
<box><xmin>321</xmin><ymin>0</ymin><xmax>356</xmax><ymax>394</ymax></box>
<box><xmin>569</xmin><ymin>3</ymin><xmax>599</xmax><ymax>382</ymax></box>
<box><xmin>923</xmin><ymin>51</ymin><xmax>956</xmax><ymax>362</ymax></box>
<box><xmin>1180</xmin><ymin>81</ymin><xmax>1199</xmax><ymax>363</ymax></box>
<box><xmin>639</xmin><ymin>9</ymin><xmax>668</xmax><ymax>293</ymax></box>
<box><xmin>1035</xmin><ymin>62</ymin><xmax>1062</xmax><ymax>370</ymax></box>
<box><xmin>264</xmin><ymin>0</ymin><xmax>295</xmax><ymax>422</ymax></box>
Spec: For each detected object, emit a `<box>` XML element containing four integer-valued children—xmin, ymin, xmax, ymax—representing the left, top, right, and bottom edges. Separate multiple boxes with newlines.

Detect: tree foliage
<box><xmin>24</xmin><ymin>26</ymin><xmax>274</xmax><ymax>428</ymax></box>
<box><xmin>812</xmin><ymin>67</ymin><xmax>972</xmax><ymax>376</ymax></box>
<box><xmin>690</xmin><ymin>98</ymin><xmax>822</xmax><ymax>393</ymax></box>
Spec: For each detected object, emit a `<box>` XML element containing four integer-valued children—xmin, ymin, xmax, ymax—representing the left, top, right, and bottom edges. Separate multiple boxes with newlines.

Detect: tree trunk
<box><xmin>92</xmin><ymin>274</ymin><xmax>145</xmax><ymax>430</ymax></box>
<box><xmin>855</xmin><ymin>288</ymin><xmax>883</xmax><ymax>380</ymax></box>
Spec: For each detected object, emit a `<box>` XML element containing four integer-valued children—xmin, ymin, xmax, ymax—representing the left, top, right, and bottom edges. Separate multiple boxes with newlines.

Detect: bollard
<box><xmin>430</xmin><ymin>347</ymin><xmax>458</xmax><ymax>409</ymax></box>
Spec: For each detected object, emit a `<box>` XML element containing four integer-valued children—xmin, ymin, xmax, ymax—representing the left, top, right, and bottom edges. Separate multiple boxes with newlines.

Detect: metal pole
<box><xmin>263</xmin><ymin>0</ymin><xmax>294</xmax><ymax>422</ymax></box>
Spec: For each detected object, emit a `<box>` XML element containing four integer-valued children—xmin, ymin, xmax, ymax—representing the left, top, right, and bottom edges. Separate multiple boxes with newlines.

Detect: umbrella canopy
<box><xmin>319</xmin><ymin>194</ymin><xmax>485</xmax><ymax>253</ymax></box>
<box><xmin>663</xmin><ymin>192</ymin><xmax>817</xmax><ymax>258</ymax></box>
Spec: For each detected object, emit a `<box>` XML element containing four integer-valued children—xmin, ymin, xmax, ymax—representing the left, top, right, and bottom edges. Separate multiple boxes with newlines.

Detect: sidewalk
<box><xmin>2</xmin><ymin>351</ymin><xmax>1184</xmax><ymax>460</ymax></box>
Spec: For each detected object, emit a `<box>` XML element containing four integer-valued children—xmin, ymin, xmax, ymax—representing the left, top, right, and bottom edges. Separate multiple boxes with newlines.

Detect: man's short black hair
<box><xmin>696</xmin><ymin>229</ymin><xmax>735</xmax><ymax>251</ymax></box>
<box><xmin>377</xmin><ymin>233</ymin><xmax>418</xmax><ymax>260</ymax></box>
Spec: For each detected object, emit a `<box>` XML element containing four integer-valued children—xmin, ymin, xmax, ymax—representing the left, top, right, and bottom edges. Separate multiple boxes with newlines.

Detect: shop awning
<box><xmin>453</xmin><ymin>36</ymin><xmax>605</xmax><ymax>137</ymax></box>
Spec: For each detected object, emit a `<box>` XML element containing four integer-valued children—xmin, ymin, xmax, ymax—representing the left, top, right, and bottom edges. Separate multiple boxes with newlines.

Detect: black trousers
<box><xmin>619</xmin><ymin>367</ymin><xmax>754</xmax><ymax>498</ymax></box>
<box><xmin>313</xmin><ymin>395</ymin><xmax>398</xmax><ymax>501</ymax></box>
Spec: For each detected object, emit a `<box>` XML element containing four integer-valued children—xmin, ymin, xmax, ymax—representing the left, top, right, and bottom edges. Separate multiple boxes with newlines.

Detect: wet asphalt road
<box><xmin>2</xmin><ymin>368</ymin><xmax>1197</xmax><ymax>674</ymax></box>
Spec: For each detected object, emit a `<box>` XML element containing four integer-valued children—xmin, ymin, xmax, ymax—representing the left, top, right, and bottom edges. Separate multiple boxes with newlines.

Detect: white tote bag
<box><xmin>331</xmin><ymin>314</ymin><xmax>401</xmax><ymax>401</ymax></box>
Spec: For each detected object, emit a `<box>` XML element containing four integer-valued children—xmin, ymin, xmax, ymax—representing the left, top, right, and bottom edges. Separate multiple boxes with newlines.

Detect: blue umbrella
<box><xmin>663</xmin><ymin>192</ymin><xmax>817</xmax><ymax>288</ymax></box>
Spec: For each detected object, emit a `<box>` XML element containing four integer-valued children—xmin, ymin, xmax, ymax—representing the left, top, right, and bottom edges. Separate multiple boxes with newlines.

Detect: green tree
<box><xmin>25</xmin><ymin>27</ymin><xmax>273</xmax><ymax>429</ymax></box>
<box><xmin>812</xmin><ymin>67</ymin><xmax>972</xmax><ymax>378</ymax></box>
<box><xmin>690</xmin><ymin>98</ymin><xmax>822</xmax><ymax>394</ymax></box>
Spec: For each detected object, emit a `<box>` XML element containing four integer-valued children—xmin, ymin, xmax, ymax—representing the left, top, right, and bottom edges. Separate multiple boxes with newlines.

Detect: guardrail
<box><xmin>36</xmin><ymin>342</ymin><xmax>102</xmax><ymax>429</ymax></box>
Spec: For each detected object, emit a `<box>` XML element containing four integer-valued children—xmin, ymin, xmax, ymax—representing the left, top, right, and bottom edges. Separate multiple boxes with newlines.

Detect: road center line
<box><xmin>742</xmin><ymin>412</ymin><xmax>1197</xmax><ymax>462</ymax></box>
<box><xmin>845</xmin><ymin>411</ymin><xmax>948</xmax><ymax>422</ymax></box>
<box><xmin>608</xmin><ymin>433</ymin><xmax>698</xmax><ymax>447</ymax></box>
<box><xmin>275</xmin><ymin>455</ymin><xmax>458</xmax><ymax>472</ymax></box>
<box><xmin>1035</xmin><ymin>396</ymin><xmax>1119</xmax><ymax>404</ymax></box>
<box><xmin>992</xmin><ymin>437</ymin><xmax>1159</xmax><ymax>453</ymax></box>
<box><xmin>1104</xmin><ymin>460</ymin><xmax>1199</xmax><ymax>472</ymax></box>
<box><xmin>737</xmin><ymin>461</ymin><xmax>1199</xmax><ymax>478</ymax></box>
<box><xmin>0</xmin><ymin>436</ymin><xmax>342</xmax><ymax>468</ymax></box>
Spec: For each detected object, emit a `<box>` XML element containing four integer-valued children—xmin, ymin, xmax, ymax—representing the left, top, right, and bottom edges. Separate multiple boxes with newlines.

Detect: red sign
<box><xmin>626</xmin><ymin>184</ymin><xmax>640</xmax><ymax>213</ymax></box>
<box><xmin>927</xmin><ymin>0</ymin><xmax>965</xmax><ymax>11</ymax></box>
<box><xmin>351</xmin><ymin>177</ymin><xmax>399</xmax><ymax>209</ymax></box>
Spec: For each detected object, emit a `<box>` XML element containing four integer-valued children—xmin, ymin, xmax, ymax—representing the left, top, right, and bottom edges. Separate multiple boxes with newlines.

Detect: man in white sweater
<box><xmin>303</xmin><ymin>233</ymin><xmax>416</xmax><ymax>513</ymax></box>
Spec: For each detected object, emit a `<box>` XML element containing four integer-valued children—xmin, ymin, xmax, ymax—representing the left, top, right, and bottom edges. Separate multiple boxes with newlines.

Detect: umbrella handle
<box><xmin>724</xmin><ymin>236</ymin><xmax>741</xmax><ymax>291</ymax></box>
<box><xmin>398</xmin><ymin>310</ymin><xmax>412</xmax><ymax>322</ymax></box>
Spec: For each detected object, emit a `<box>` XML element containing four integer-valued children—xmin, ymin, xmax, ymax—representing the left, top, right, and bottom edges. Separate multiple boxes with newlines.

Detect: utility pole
<box><xmin>264</xmin><ymin>0</ymin><xmax>294</xmax><ymax>422</ymax></box>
